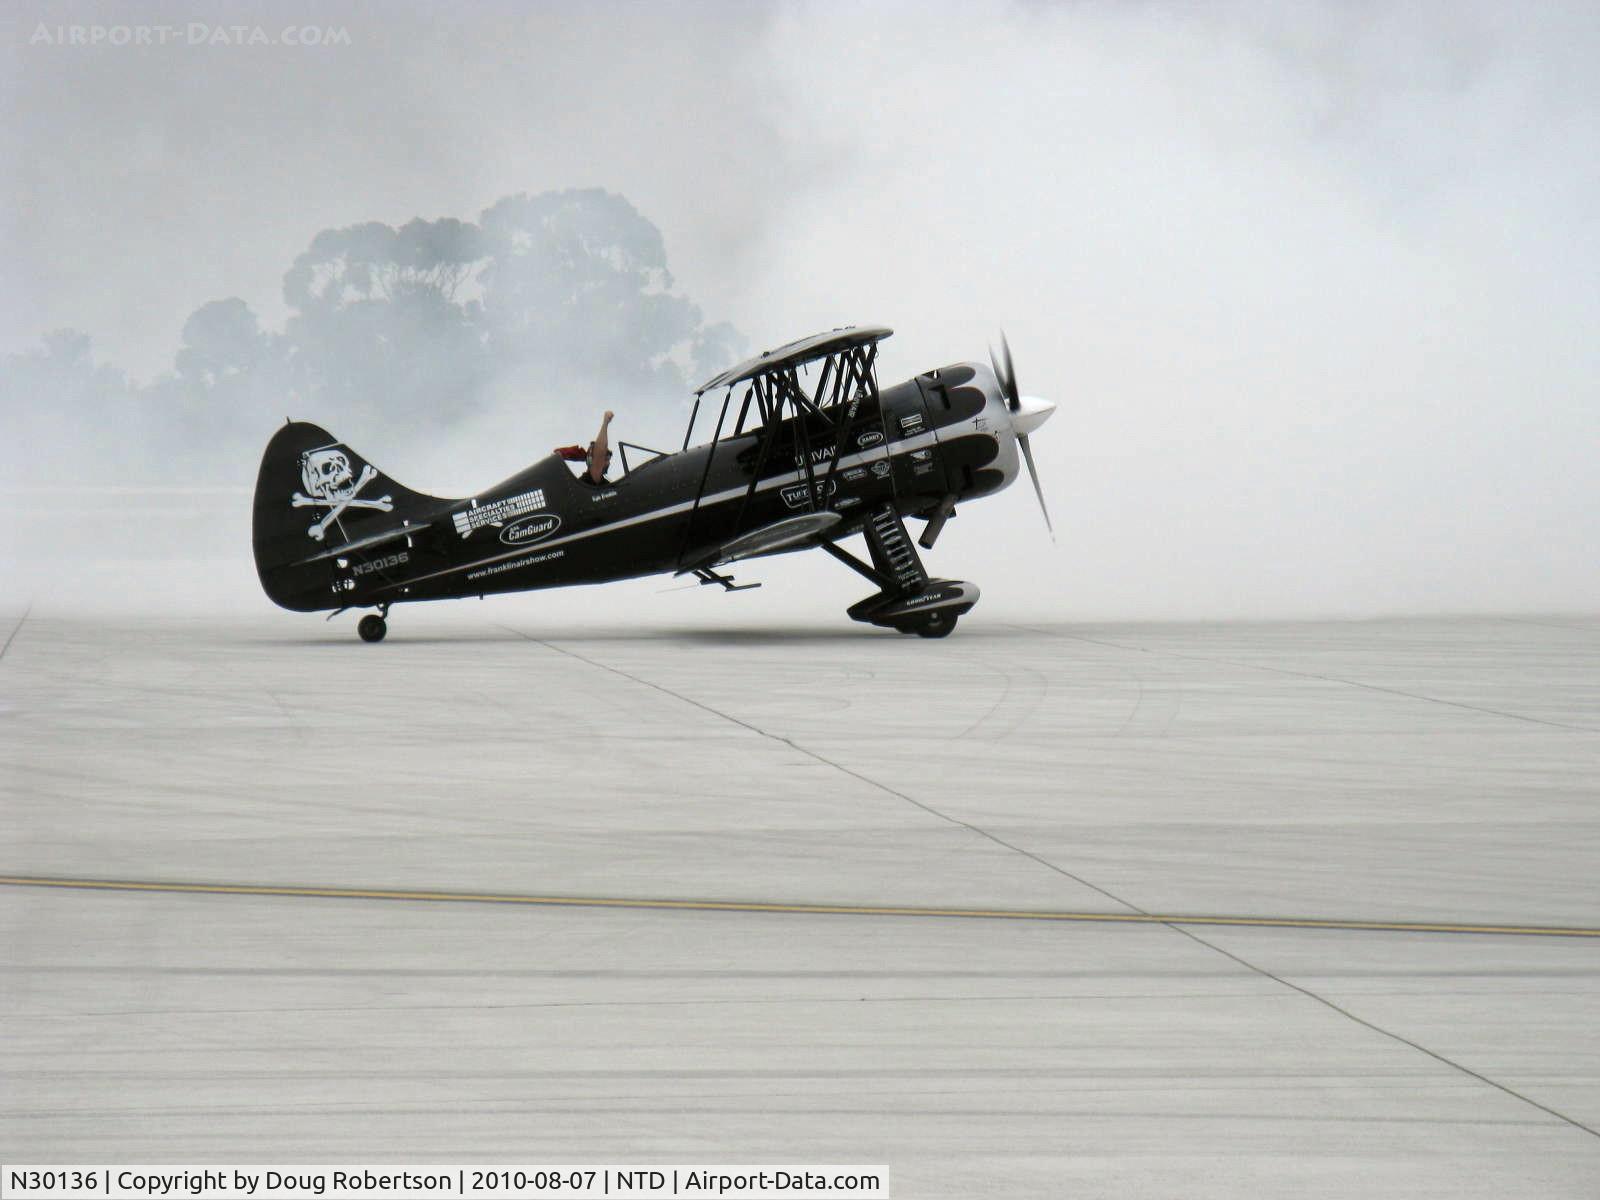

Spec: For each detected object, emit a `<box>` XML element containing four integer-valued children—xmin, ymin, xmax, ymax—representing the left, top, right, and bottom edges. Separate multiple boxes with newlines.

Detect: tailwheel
<box><xmin>916</xmin><ymin>612</ymin><xmax>958</xmax><ymax>639</ymax></box>
<box><xmin>357</xmin><ymin>614</ymin><xmax>387</xmax><ymax>643</ymax></box>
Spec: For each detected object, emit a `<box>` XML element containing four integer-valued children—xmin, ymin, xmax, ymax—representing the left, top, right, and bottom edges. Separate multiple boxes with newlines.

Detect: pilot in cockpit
<box><xmin>555</xmin><ymin>410</ymin><xmax>615</xmax><ymax>486</ymax></box>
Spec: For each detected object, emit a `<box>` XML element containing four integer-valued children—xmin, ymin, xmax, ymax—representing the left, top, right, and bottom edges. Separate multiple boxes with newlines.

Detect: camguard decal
<box><xmin>292</xmin><ymin>446</ymin><xmax>393</xmax><ymax>541</ymax></box>
<box><xmin>499</xmin><ymin>512</ymin><xmax>562</xmax><ymax>546</ymax></box>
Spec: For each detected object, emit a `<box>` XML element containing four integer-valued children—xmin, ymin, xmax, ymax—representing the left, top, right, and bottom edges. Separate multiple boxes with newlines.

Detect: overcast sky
<box><xmin>3</xmin><ymin>0</ymin><xmax>1597</xmax><ymax>618</ymax></box>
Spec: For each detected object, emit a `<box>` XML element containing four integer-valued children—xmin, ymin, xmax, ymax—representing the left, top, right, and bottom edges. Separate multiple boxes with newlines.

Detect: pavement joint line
<box><xmin>0</xmin><ymin>602</ymin><xmax>32</xmax><ymax>663</ymax></box>
<box><xmin>1162</xmin><ymin>920</ymin><xmax>1600</xmax><ymax>1140</ymax></box>
<box><xmin>500</xmin><ymin>623</ymin><xmax>1600</xmax><ymax>1137</ymax></box>
<box><xmin>2</xmin><ymin>875</ymin><xmax>1597</xmax><ymax>938</ymax></box>
<box><xmin>499</xmin><ymin>624</ymin><xmax>1147</xmax><ymax>914</ymax></box>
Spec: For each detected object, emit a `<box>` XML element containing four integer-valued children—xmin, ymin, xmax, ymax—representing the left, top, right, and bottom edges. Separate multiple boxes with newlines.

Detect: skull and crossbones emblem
<box><xmin>292</xmin><ymin>446</ymin><xmax>393</xmax><ymax>541</ymax></box>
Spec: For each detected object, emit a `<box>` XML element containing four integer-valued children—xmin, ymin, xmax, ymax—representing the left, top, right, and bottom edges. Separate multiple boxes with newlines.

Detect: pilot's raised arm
<box><xmin>554</xmin><ymin>410</ymin><xmax>616</xmax><ymax>485</ymax></box>
<box><xmin>588</xmin><ymin>410</ymin><xmax>615</xmax><ymax>484</ymax></box>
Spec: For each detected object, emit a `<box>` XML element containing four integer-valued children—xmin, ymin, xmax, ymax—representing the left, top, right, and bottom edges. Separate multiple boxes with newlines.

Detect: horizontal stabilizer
<box><xmin>294</xmin><ymin>520</ymin><xmax>432</xmax><ymax>565</ymax></box>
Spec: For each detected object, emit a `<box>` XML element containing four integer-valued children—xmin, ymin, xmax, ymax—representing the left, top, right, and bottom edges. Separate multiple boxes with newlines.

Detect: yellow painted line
<box><xmin>1</xmin><ymin>875</ymin><xmax>1596</xmax><ymax>939</ymax></box>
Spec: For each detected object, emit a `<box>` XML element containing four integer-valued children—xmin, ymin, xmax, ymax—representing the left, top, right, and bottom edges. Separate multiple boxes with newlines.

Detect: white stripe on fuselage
<box><xmin>381</xmin><ymin>420</ymin><xmax>986</xmax><ymax>592</ymax></box>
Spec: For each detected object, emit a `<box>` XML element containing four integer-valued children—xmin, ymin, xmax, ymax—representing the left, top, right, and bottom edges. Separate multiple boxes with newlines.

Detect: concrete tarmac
<box><xmin>2</xmin><ymin>609</ymin><xmax>1598</xmax><ymax>1196</ymax></box>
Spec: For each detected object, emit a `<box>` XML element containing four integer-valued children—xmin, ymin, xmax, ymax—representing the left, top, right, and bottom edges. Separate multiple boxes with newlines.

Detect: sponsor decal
<box><xmin>780</xmin><ymin>479</ymin><xmax>839</xmax><ymax>509</ymax></box>
<box><xmin>291</xmin><ymin>445</ymin><xmax>393</xmax><ymax>542</ymax></box>
<box><xmin>871</xmin><ymin>460</ymin><xmax>892</xmax><ymax>479</ymax></box>
<box><xmin>453</xmin><ymin>488</ymin><xmax>546</xmax><ymax>537</ymax></box>
<box><xmin>589</xmin><ymin>489</ymin><xmax>618</xmax><ymax>502</ymax></box>
<box><xmin>351</xmin><ymin>551</ymin><xmax>409</xmax><ymax>577</ymax></box>
<box><xmin>834</xmin><ymin>496</ymin><xmax>863</xmax><ymax>509</ymax></box>
<box><xmin>856</xmin><ymin>429</ymin><xmax>884</xmax><ymax>449</ymax></box>
<box><xmin>911</xmin><ymin>448</ymin><xmax>933</xmax><ymax>462</ymax></box>
<box><xmin>499</xmin><ymin>512</ymin><xmax>562</xmax><ymax>546</ymax></box>
<box><xmin>913</xmin><ymin>462</ymin><xmax>936</xmax><ymax>475</ymax></box>
<box><xmin>842</xmin><ymin>466</ymin><xmax>868</xmax><ymax>482</ymax></box>
<box><xmin>899</xmin><ymin>413</ymin><xmax>925</xmax><ymax>434</ymax></box>
<box><xmin>467</xmin><ymin>547</ymin><xmax>564</xmax><ymax>582</ymax></box>
<box><xmin>791</xmin><ymin>445</ymin><xmax>837</xmax><ymax>470</ymax></box>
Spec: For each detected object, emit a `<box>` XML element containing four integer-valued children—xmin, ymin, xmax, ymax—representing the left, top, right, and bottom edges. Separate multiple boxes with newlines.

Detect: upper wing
<box><xmin>695</xmin><ymin>326</ymin><xmax>893</xmax><ymax>394</ymax></box>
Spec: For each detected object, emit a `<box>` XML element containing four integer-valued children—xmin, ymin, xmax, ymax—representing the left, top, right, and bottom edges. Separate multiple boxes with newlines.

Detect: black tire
<box><xmin>357</xmin><ymin>614</ymin><xmax>387</xmax><ymax>643</ymax></box>
<box><xmin>916</xmin><ymin>612</ymin><xmax>957</xmax><ymax>639</ymax></box>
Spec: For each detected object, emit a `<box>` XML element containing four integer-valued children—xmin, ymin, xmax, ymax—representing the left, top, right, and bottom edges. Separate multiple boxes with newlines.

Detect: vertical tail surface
<box><xmin>252</xmin><ymin>422</ymin><xmax>444</xmax><ymax>611</ymax></box>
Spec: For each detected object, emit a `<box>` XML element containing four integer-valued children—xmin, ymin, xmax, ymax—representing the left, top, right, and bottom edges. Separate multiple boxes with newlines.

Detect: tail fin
<box><xmin>252</xmin><ymin>421</ymin><xmax>446</xmax><ymax>611</ymax></box>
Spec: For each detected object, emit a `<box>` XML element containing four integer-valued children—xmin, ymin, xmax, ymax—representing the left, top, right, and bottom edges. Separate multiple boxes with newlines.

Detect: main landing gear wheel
<box><xmin>357</xmin><ymin>614</ymin><xmax>387</xmax><ymax>643</ymax></box>
<box><xmin>916</xmin><ymin>612</ymin><xmax>957</xmax><ymax>639</ymax></box>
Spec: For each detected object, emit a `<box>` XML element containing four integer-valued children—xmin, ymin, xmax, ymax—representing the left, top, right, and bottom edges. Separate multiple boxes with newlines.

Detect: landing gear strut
<box><xmin>357</xmin><ymin>604</ymin><xmax>389</xmax><ymax>643</ymax></box>
<box><xmin>828</xmin><ymin>503</ymin><xmax>978</xmax><ymax>638</ymax></box>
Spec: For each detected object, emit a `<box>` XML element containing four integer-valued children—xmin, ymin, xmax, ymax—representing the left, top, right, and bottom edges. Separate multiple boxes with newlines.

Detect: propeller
<box><xmin>990</xmin><ymin>332</ymin><xmax>1054</xmax><ymax>539</ymax></box>
<box><xmin>994</xmin><ymin>333</ymin><xmax>1018</xmax><ymax>411</ymax></box>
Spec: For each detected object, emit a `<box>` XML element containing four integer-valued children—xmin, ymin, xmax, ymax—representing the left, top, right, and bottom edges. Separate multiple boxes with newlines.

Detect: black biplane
<box><xmin>252</xmin><ymin>327</ymin><xmax>1054</xmax><ymax>640</ymax></box>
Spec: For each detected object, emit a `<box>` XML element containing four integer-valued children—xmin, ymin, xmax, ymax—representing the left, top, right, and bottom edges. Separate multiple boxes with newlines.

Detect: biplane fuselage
<box><xmin>253</xmin><ymin>328</ymin><xmax>1054</xmax><ymax>639</ymax></box>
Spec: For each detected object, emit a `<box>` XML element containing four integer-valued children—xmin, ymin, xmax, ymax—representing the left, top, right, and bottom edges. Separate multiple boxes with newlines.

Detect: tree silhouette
<box><xmin>2</xmin><ymin>187</ymin><xmax>744</xmax><ymax>480</ymax></box>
